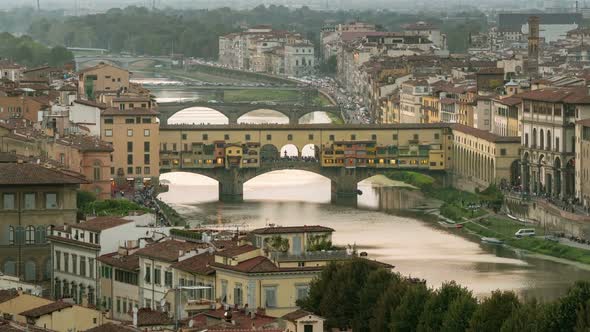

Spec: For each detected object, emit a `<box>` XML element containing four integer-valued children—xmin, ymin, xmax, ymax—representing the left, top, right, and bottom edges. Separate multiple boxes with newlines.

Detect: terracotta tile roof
<box><xmin>135</xmin><ymin>239</ymin><xmax>205</xmax><ymax>262</ymax></box>
<box><xmin>112</xmin><ymin>97</ymin><xmax>151</xmax><ymax>102</ymax></box>
<box><xmin>251</xmin><ymin>226</ymin><xmax>334</xmax><ymax>235</ymax></box>
<box><xmin>78</xmin><ymin>63</ymin><xmax>127</xmax><ymax>75</ymax></box>
<box><xmin>75</xmin><ymin>99</ymin><xmax>108</xmax><ymax>109</ymax></box>
<box><xmin>517</xmin><ymin>87</ymin><xmax>590</xmax><ymax>104</ymax></box>
<box><xmin>74</xmin><ymin>217</ymin><xmax>132</xmax><ymax>232</ymax></box>
<box><xmin>136</xmin><ymin>308</ymin><xmax>173</xmax><ymax>326</ymax></box>
<box><xmin>450</xmin><ymin>123</ymin><xmax>521</xmax><ymax>143</ymax></box>
<box><xmin>101</xmin><ymin>107</ymin><xmax>158</xmax><ymax>116</ymax></box>
<box><xmin>98</xmin><ymin>252</ymin><xmax>139</xmax><ymax>271</ymax></box>
<box><xmin>83</xmin><ymin>323</ymin><xmax>140</xmax><ymax>332</ymax></box>
<box><xmin>171</xmin><ymin>253</ymin><xmax>215</xmax><ymax>275</ymax></box>
<box><xmin>0</xmin><ymin>163</ymin><xmax>89</xmax><ymax>185</ymax></box>
<box><xmin>20</xmin><ymin>301</ymin><xmax>72</xmax><ymax>318</ymax></box>
<box><xmin>195</xmin><ymin>308</ymin><xmax>277</xmax><ymax>330</ymax></box>
<box><xmin>210</xmin><ymin>256</ymin><xmax>323</xmax><ymax>274</ymax></box>
<box><xmin>211</xmin><ymin>240</ymin><xmax>239</xmax><ymax>251</ymax></box>
<box><xmin>281</xmin><ymin>309</ymin><xmax>320</xmax><ymax>322</ymax></box>
<box><xmin>494</xmin><ymin>96</ymin><xmax>522</xmax><ymax>106</ymax></box>
<box><xmin>576</xmin><ymin>118</ymin><xmax>590</xmax><ymax>126</ymax></box>
<box><xmin>477</xmin><ymin>68</ymin><xmax>504</xmax><ymax>74</ymax></box>
<box><xmin>0</xmin><ymin>289</ymin><xmax>19</xmax><ymax>304</ymax></box>
<box><xmin>216</xmin><ymin>245</ymin><xmax>258</xmax><ymax>258</ymax></box>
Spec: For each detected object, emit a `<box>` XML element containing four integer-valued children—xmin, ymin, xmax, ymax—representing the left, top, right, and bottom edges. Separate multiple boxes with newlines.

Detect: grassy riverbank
<box><xmin>385</xmin><ymin>171</ymin><xmax>590</xmax><ymax>265</ymax></box>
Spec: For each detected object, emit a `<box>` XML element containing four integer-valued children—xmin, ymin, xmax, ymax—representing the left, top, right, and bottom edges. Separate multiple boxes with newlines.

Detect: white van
<box><xmin>515</xmin><ymin>229</ymin><xmax>536</xmax><ymax>238</ymax></box>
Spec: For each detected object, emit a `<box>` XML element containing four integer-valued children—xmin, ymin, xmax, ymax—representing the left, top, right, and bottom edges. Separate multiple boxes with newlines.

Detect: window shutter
<box><xmin>15</xmin><ymin>226</ymin><xmax>25</xmax><ymax>245</ymax></box>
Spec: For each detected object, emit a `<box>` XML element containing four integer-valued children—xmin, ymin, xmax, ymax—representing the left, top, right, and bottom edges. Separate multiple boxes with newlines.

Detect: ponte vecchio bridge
<box><xmin>159</xmin><ymin>123</ymin><xmax>456</xmax><ymax>205</ymax></box>
<box><xmin>157</xmin><ymin>101</ymin><xmax>342</xmax><ymax>125</ymax></box>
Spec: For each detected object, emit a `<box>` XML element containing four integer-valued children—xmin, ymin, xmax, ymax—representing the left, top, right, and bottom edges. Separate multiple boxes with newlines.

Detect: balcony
<box><xmin>269</xmin><ymin>250</ymin><xmax>352</xmax><ymax>262</ymax></box>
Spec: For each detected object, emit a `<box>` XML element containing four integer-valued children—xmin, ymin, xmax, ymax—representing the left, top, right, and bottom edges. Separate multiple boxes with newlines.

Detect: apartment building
<box><xmin>101</xmin><ymin>107</ymin><xmax>160</xmax><ymax>188</ymax></box>
<box><xmin>98</xmin><ymin>248</ymin><xmax>140</xmax><ymax>321</ymax></box>
<box><xmin>491</xmin><ymin>96</ymin><xmax>521</xmax><ymax>137</ymax></box>
<box><xmin>78</xmin><ymin>63</ymin><xmax>130</xmax><ymax>100</ymax></box>
<box><xmin>49</xmin><ymin>217</ymin><xmax>135</xmax><ymax>305</ymax></box>
<box><xmin>135</xmin><ymin>239</ymin><xmax>208</xmax><ymax>311</ymax></box>
<box><xmin>218</xmin><ymin>26</ymin><xmax>315</xmax><ymax>77</ymax></box>
<box><xmin>400</xmin><ymin>80</ymin><xmax>430</xmax><ymax>123</ymax></box>
<box><xmin>0</xmin><ymin>162</ymin><xmax>86</xmax><ymax>284</ymax></box>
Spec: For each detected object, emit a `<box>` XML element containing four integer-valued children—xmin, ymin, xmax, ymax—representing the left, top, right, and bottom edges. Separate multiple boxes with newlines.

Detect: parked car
<box><xmin>515</xmin><ymin>228</ymin><xmax>536</xmax><ymax>238</ymax></box>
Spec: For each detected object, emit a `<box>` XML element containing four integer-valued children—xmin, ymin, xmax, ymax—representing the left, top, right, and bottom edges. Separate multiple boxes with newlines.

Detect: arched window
<box><xmin>93</xmin><ymin>161</ymin><xmax>101</xmax><ymax>181</ymax></box>
<box><xmin>25</xmin><ymin>226</ymin><xmax>35</xmax><ymax>245</ymax></box>
<box><xmin>24</xmin><ymin>260</ymin><xmax>36</xmax><ymax>281</ymax></box>
<box><xmin>8</xmin><ymin>226</ymin><xmax>14</xmax><ymax>245</ymax></box>
<box><xmin>532</xmin><ymin>128</ymin><xmax>537</xmax><ymax>148</ymax></box>
<box><xmin>3</xmin><ymin>259</ymin><xmax>16</xmax><ymax>276</ymax></box>
<box><xmin>540</xmin><ymin>129</ymin><xmax>544</xmax><ymax>150</ymax></box>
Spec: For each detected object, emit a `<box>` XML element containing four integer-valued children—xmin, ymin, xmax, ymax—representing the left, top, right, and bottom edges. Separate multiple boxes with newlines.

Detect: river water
<box><xmin>148</xmin><ymin>80</ymin><xmax>590</xmax><ymax>301</ymax></box>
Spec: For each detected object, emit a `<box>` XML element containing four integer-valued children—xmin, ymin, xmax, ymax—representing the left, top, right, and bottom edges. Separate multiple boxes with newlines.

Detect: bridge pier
<box><xmin>289</xmin><ymin>113</ymin><xmax>300</xmax><ymax>125</ymax></box>
<box><xmin>331</xmin><ymin>172</ymin><xmax>359</xmax><ymax>206</ymax></box>
<box><xmin>227</xmin><ymin>114</ymin><xmax>239</xmax><ymax>125</ymax></box>
<box><xmin>218</xmin><ymin>169</ymin><xmax>244</xmax><ymax>203</ymax></box>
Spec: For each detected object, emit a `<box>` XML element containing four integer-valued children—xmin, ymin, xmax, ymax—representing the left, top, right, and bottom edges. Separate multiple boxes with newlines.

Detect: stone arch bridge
<box><xmin>75</xmin><ymin>55</ymin><xmax>173</xmax><ymax>69</ymax></box>
<box><xmin>157</xmin><ymin>101</ymin><xmax>342</xmax><ymax>125</ymax></box>
<box><xmin>159</xmin><ymin>123</ymin><xmax>457</xmax><ymax>205</ymax></box>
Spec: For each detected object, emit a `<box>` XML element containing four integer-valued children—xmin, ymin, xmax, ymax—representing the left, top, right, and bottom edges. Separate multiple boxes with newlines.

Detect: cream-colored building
<box><xmin>0</xmin><ymin>162</ymin><xmax>85</xmax><ymax>284</ymax></box>
<box><xmin>576</xmin><ymin>119</ymin><xmax>590</xmax><ymax>207</ymax></box>
<box><xmin>101</xmin><ymin>107</ymin><xmax>160</xmax><ymax>188</ymax></box>
<box><xmin>281</xmin><ymin>310</ymin><xmax>325</xmax><ymax>332</ymax></box>
<box><xmin>0</xmin><ymin>289</ymin><xmax>53</xmax><ymax>324</ymax></box>
<box><xmin>451</xmin><ymin>123</ymin><xmax>521</xmax><ymax>190</ymax></box>
<box><xmin>78</xmin><ymin>63</ymin><xmax>130</xmax><ymax>100</ymax></box>
<box><xmin>98</xmin><ymin>248</ymin><xmax>140</xmax><ymax>321</ymax></box>
<box><xmin>20</xmin><ymin>300</ymin><xmax>111</xmax><ymax>332</ymax></box>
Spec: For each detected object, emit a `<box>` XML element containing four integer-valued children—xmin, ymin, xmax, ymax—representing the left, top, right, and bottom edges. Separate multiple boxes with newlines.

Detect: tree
<box><xmin>575</xmin><ymin>299</ymin><xmax>590</xmax><ymax>332</ymax></box>
<box><xmin>391</xmin><ymin>283</ymin><xmax>432</xmax><ymax>332</ymax></box>
<box><xmin>548</xmin><ymin>281</ymin><xmax>590</xmax><ymax>332</ymax></box>
<box><xmin>370</xmin><ymin>279</ymin><xmax>409</xmax><ymax>332</ymax></box>
<box><xmin>352</xmin><ymin>269</ymin><xmax>398</xmax><ymax>331</ymax></box>
<box><xmin>48</xmin><ymin>45</ymin><xmax>74</xmax><ymax>66</ymax></box>
<box><xmin>468</xmin><ymin>290</ymin><xmax>520</xmax><ymax>332</ymax></box>
<box><xmin>501</xmin><ymin>299</ymin><xmax>552</xmax><ymax>332</ymax></box>
<box><xmin>440</xmin><ymin>292</ymin><xmax>477</xmax><ymax>332</ymax></box>
<box><xmin>418</xmin><ymin>281</ymin><xmax>472</xmax><ymax>332</ymax></box>
<box><xmin>319</xmin><ymin>55</ymin><xmax>337</xmax><ymax>75</ymax></box>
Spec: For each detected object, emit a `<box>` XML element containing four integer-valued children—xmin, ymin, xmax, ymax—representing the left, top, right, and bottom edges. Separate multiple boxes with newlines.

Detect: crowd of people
<box><xmin>132</xmin><ymin>186</ymin><xmax>172</xmax><ymax>226</ymax></box>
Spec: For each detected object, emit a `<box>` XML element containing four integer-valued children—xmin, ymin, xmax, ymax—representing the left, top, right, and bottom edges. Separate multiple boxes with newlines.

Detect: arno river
<box><xmin>140</xmin><ymin>76</ymin><xmax>590</xmax><ymax>301</ymax></box>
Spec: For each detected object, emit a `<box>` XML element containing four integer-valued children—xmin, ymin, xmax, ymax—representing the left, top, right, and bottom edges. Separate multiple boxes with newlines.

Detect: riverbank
<box><xmin>385</xmin><ymin>171</ymin><xmax>590</xmax><ymax>266</ymax></box>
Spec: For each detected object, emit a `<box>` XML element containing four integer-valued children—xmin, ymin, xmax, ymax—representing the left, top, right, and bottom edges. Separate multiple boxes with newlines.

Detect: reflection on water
<box><xmin>154</xmin><ymin>85</ymin><xmax>590</xmax><ymax>301</ymax></box>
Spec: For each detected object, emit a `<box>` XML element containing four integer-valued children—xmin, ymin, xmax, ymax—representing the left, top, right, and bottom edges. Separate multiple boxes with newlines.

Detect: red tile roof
<box><xmin>216</xmin><ymin>245</ymin><xmax>258</xmax><ymax>258</ymax></box>
<box><xmin>83</xmin><ymin>323</ymin><xmax>140</xmax><ymax>332</ymax></box>
<box><xmin>0</xmin><ymin>289</ymin><xmax>19</xmax><ymax>304</ymax></box>
<box><xmin>0</xmin><ymin>163</ymin><xmax>89</xmax><ymax>185</ymax></box>
<box><xmin>171</xmin><ymin>253</ymin><xmax>215</xmax><ymax>275</ymax></box>
<box><xmin>20</xmin><ymin>301</ymin><xmax>72</xmax><ymax>318</ymax></box>
<box><xmin>517</xmin><ymin>87</ymin><xmax>590</xmax><ymax>104</ymax></box>
<box><xmin>450</xmin><ymin>123</ymin><xmax>521</xmax><ymax>143</ymax></box>
<box><xmin>136</xmin><ymin>308</ymin><xmax>173</xmax><ymax>326</ymax></box>
<box><xmin>251</xmin><ymin>226</ymin><xmax>334</xmax><ymax>235</ymax></box>
<box><xmin>135</xmin><ymin>239</ymin><xmax>205</xmax><ymax>262</ymax></box>
<box><xmin>98</xmin><ymin>252</ymin><xmax>139</xmax><ymax>271</ymax></box>
<box><xmin>211</xmin><ymin>256</ymin><xmax>323</xmax><ymax>274</ymax></box>
<box><xmin>74</xmin><ymin>217</ymin><xmax>132</xmax><ymax>232</ymax></box>
<box><xmin>494</xmin><ymin>96</ymin><xmax>522</xmax><ymax>106</ymax></box>
<box><xmin>281</xmin><ymin>309</ymin><xmax>321</xmax><ymax>322</ymax></box>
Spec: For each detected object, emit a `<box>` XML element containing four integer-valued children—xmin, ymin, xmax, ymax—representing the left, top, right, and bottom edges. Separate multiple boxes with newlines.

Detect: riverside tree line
<box><xmin>14</xmin><ymin>6</ymin><xmax>486</xmax><ymax>59</ymax></box>
<box><xmin>298</xmin><ymin>259</ymin><xmax>590</xmax><ymax>332</ymax></box>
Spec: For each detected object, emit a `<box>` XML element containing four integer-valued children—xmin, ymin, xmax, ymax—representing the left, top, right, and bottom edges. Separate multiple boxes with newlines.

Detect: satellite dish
<box><xmin>188</xmin><ymin>320</ymin><xmax>194</xmax><ymax>328</ymax></box>
<box><xmin>160</xmin><ymin>298</ymin><xmax>166</xmax><ymax>309</ymax></box>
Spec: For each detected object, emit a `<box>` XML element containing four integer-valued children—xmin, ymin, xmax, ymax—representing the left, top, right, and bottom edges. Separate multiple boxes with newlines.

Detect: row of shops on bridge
<box><xmin>159</xmin><ymin>139</ymin><xmax>448</xmax><ymax>171</ymax></box>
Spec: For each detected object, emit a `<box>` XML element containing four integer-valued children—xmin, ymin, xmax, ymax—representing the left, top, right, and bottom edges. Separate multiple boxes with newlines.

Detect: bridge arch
<box><xmin>237</xmin><ymin>109</ymin><xmax>289</xmax><ymax>124</ymax></box>
<box><xmin>280</xmin><ymin>144</ymin><xmax>299</xmax><ymax>158</ymax></box>
<box><xmin>166</xmin><ymin>107</ymin><xmax>229</xmax><ymax>125</ymax></box>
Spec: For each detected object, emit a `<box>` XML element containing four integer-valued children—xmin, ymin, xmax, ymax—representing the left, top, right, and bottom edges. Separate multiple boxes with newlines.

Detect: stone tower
<box><xmin>527</xmin><ymin>16</ymin><xmax>540</xmax><ymax>74</ymax></box>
